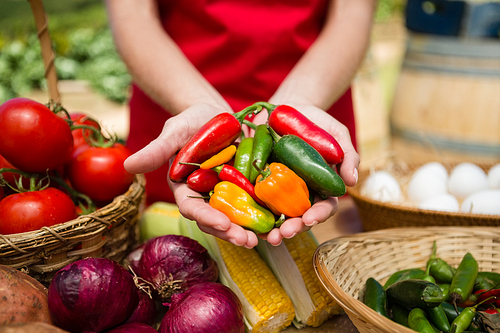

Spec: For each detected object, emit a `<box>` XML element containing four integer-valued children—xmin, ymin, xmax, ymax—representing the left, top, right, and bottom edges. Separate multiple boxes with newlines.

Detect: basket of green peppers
<box><xmin>313</xmin><ymin>226</ymin><xmax>500</xmax><ymax>333</ymax></box>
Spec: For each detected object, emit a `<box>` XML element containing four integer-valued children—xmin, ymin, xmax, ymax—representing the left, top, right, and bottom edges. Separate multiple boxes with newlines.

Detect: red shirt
<box><xmin>128</xmin><ymin>0</ymin><xmax>356</xmax><ymax>204</ymax></box>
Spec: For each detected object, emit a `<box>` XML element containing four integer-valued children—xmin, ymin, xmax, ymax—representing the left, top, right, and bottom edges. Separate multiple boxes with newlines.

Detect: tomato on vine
<box><xmin>0</xmin><ymin>98</ymin><xmax>74</xmax><ymax>173</ymax></box>
<box><xmin>0</xmin><ymin>187</ymin><xmax>77</xmax><ymax>235</ymax></box>
<box><xmin>70</xmin><ymin>112</ymin><xmax>100</xmax><ymax>152</ymax></box>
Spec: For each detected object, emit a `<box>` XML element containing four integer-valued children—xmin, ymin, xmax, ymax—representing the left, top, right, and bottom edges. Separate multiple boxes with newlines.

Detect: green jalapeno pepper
<box><xmin>474</xmin><ymin>272</ymin><xmax>500</xmax><ymax>291</ymax></box>
<box><xmin>439</xmin><ymin>283</ymin><xmax>451</xmax><ymax>301</ymax></box>
<box><xmin>269</xmin><ymin>128</ymin><xmax>346</xmax><ymax>197</ymax></box>
<box><xmin>450</xmin><ymin>304</ymin><xmax>481</xmax><ymax>333</ymax></box>
<box><xmin>249</xmin><ymin>124</ymin><xmax>273</xmax><ymax>184</ymax></box>
<box><xmin>233</xmin><ymin>137</ymin><xmax>254</xmax><ymax>180</ymax></box>
<box><xmin>363</xmin><ymin>277</ymin><xmax>388</xmax><ymax>318</ymax></box>
<box><xmin>449</xmin><ymin>253</ymin><xmax>479</xmax><ymax>305</ymax></box>
<box><xmin>408</xmin><ymin>308</ymin><xmax>436</xmax><ymax>333</ymax></box>
<box><xmin>427</xmin><ymin>241</ymin><xmax>455</xmax><ymax>283</ymax></box>
<box><xmin>384</xmin><ymin>268</ymin><xmax>425</xmax><ymax>289</ymax></box>
<box><xmin>426</xmin><ymin>303</ymin><xmax>451</xmax><ymax>332</ymax></box>
<box><xmin>441</xmin><ymin>301</ymin><xmax>464</xmax><ymax>322</ymax></box>
<box><xmin>386</xmin><ymin>279</ymin><xmax>445</xmax><ymax>309</ymax></box>
<box><xmin>390</xmin><ymin>303</ymin><xmax>411</xmax><ymax>328</ymax></box>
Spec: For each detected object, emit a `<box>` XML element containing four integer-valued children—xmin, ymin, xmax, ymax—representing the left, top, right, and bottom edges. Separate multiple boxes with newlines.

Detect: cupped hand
<box><xmin>248</xmin><ymin>103</ymin><xmax>359</xmax><ymax>244</ymax></box>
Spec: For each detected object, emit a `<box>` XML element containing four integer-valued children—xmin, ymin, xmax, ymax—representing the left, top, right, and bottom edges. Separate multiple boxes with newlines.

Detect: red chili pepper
<box><xmin>169</xmin><ymin>108</ymin><xmax>259</xmax><ymax>182</ymax></box>
<box><xmin>186</xmin><ymin>168</ymin><xmax>220</xmax><ymax>193</ymax></box>
<box><xmin>476</xmin><ymin>288</ymin><xmax>500</xmax><ymax>305</ymax></box>
<box><xmin>242</xmin><ymin>102</ymin><xmax>344</xmax><ymax>165</ymax></box>
<box><xmin>484</xmin><ymin>308</ymin><xmax>500</xmax><ymax>314</ymax></box>
<box><xmin>212</xmin><ymin>164</ymin><xmax>266</xmax><ymax>207</ymax></box>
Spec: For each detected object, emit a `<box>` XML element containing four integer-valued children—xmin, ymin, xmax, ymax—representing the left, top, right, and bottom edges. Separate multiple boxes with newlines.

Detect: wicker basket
<box><xmin>0</xmin><ymin>174</ymin><xmax>146</xmax><ymax>286</ymax></box>
<box><xmin>349</xmin><ymin>162</ymin><xmax>500</xmax><ymax>231</ymax></box>
<box><xmin>313</xmin><ymin>226</ymin><xmax>500</xmax><ymax>333</ymax></box>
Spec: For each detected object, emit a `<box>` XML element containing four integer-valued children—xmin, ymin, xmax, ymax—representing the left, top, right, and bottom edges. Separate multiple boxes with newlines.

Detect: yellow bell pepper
<box><xmin>255</xmin><ymin>162</ymin><xmax>311</xmax><ymax>217</ymax></box>
<box><xmin>209</xmin><ymin>181</ymin><xmax>277</xmax><ymax>234</ymax></box>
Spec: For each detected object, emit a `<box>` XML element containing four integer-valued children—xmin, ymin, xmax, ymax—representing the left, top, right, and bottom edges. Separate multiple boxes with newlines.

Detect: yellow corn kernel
<box><xmin>215</xmin><ymin>238</ymin><xmax>295</xmax><ymax>333</ymax></box>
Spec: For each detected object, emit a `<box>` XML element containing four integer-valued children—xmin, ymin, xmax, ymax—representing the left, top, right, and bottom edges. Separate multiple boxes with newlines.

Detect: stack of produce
<box><xmin>0</xmin><ymin>97</ymin><xmax>135</xmax><ymax>235</ymax></box>
<box><xmin>363</xmin><ymin>241</ymin><xmax>500</xmax><ymax>333</ymax></box>
<box><xmin>170</xmin><ymin>101</ymin><xmax>347</xmax><ymax>232</ymax></box>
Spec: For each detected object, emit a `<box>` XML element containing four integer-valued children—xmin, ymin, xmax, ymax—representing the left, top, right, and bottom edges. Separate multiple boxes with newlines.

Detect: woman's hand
<box><xmin>248</xmin><ymin>103</ymin><xmax>360</xmax><ymax>246</ymax></box>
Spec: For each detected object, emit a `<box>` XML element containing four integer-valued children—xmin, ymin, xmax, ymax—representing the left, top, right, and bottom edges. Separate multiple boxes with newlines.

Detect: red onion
<box><xmin>137</xmin><ymin>235</ymin><xmax>218</xmax><ymax>303</ymax></box>
<box><xmin>126</xmin><ymin>244</ymin><xmax>145</xmax><ymax>276</ymax></box>
<box><xmin>124</xmin><ymin>289</ymin><xmax>157</xmax><ymax>326</ymax></box>
<box><xmin>48</xmin><ymin>258</ymin><xmax>139</xmax><ymax>333</ymax></box>
<box><xmin>106</xmin><ymin>322</ymin><xmax>158</xmax><ymax>333</ymax></box>
<box><xmin>158</xmin><ymin>282</ymin><xmax>244</xmax><ymax>333</ymax></box>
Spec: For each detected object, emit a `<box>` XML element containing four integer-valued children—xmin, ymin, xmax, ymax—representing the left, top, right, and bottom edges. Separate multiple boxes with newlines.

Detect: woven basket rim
<box><xmin>313</xmin><ymin>226</ymin><xmax>500</xmax><ymax>333</ymax></box>
<box><xmin>0</xmin><ymin>173</ymin><xmax>146</xmax><ymax>256</ymax></box>
<box><xmin>348</xmin><ymin>161</ymin><xmax>500</xmax><ymax>221</ymax></box>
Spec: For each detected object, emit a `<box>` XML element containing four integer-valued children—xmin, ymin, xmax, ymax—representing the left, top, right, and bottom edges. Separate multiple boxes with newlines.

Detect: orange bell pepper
<box><xmin>254</xmin><ymin>162</ymin><xmax>311</xmax><ymax>217</ymax></box>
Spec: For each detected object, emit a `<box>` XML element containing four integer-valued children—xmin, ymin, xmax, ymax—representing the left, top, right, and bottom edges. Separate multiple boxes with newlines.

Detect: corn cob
<box><xmin>206</xmin><ymin>236</ymin><xmax>295</xmax><ymax>333</ymax></box>
<box><xmin>257</xmin><ymin>231</ymin><xmax>341</xmax><ymax>328</ymax></box>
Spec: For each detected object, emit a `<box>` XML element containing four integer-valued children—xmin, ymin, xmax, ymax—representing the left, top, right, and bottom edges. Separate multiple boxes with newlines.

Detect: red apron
<box><xmin>128</xmin><ymin>0</ymin><xmax>357</xmax><ymax>205</ymax></box>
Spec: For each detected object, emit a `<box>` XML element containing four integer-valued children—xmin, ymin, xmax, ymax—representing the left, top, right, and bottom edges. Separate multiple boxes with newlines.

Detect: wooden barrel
<box><xmin>390</xmin><ymin>32</ymin><xmax>500</xmax><ymax>157</ymax></box>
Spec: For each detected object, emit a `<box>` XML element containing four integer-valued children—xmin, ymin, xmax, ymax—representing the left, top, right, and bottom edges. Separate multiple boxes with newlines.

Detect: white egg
<box><xmin>361</xmin><ymin>171</ymin><xmax>403</xmax><ymax>203</ymax></box>
<box><xmin>407</xmin><ymin>162</ymin><xmax>449</xmax><ymax>203</ymax></box>
<box><xmin>448</xmin><ymin>163</ymin><xmax>488</xmax><ymax>200</ymax></box>
<box><xmin>460</xmin><ymin>189</ymin><xmax>500</xmax><ymax>215</ymax></box>
<box><xmin>488</xmin><ymin>163</ymin><xmax>500</xmax><ymax>189</ymax></box>
<box><xmin>418</xmin><ymin>194</ymin><xmax>460</xmax><ymax>213</ymax></box>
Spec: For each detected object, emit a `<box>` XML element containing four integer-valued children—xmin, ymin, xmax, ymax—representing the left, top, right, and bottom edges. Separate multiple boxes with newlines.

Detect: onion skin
<box><xmin>138</xmin><ymin>235</ymin><xmax>218</xmax><ymax>303</ymax></box>
<box><xmin>105</xmin><ymin>323</ymin><xmax>158</xmax><ymax>333</ymax></box>
<box><xmin>0</xmin><ymin>265</ymin><xmax>52</xmax><ymax>326</ymax></box>
<box><xmin>158</xmin><ymin>282</ymin><xmax>244</xmax><ymax>333</ymax></box>
<box><xmin>47</xmin><ymin>258</ymin><xmax>139</xmax><ymax>333</ymax></box>
<box><xmin>124</xmin><ymin>289</ymin><xmax>157</xmax><ymax>326</ymax></box>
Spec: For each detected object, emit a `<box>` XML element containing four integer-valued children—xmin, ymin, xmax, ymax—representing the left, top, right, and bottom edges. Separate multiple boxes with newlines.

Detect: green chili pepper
<box><xmin>233</xmin><ymin>137</ymin><xmax>254</xmax><ymax>180</ymax></box>
<box><xmin>390</xmin><ymin>303</ymin><xmax>411</xmax><ymax>327</ymax></box>
<box><xmin>474</xmin><ymin>272</ymin><xmax>500</xmax><ymax>291</ymax></box>
<box><xmin>441</xmin><ymin>301</ymin><xmax>464</xmax><ymax>322</ymax></box>
<box><xmin>449</xmin><ymin>253</ymin><xmax>479</xmax><ymax>305</ymax></box>
<box><xmin>408</xmin><ymin>308</ymin><xmax>436</xmax><ymax>333</ymax></box>
<box><xmin>427</xmin><ymin>241</ymin><xmax>455</xmax><ymax>283</ymax></box>
<box><xmin>269</xmin><ymin>128</ymin><xmax>345</xmax><ymax>197</ymax></box>
<box><xmin>450</xmin><ymin>305</ymin><xmax>479</xmax><ymax>333</ymax></box>
<box><xmin>384</xmin><ymin>268</ymin><xmax>426</xmax><ymax>289</ymax></box>
<box><xmin>386</xmin><ymin>279</ymin><xmax>445</xmax><ymax>309</ymax></box>
<box><xmin>249</xmin><ymin>125</ymin><xmax>273</xmax><ymax>184</ymax></box>
<box><xmin>426</xmin><ymin>303</ymin><xmax>451</xmax><ymax>332</ymax></box>
<box><xmin>439</xmin><ymin>283</ymin><xmax>451</xmax><ymax>301</ymax></box>
<box><xmin>363</xmin><ymin>277</ymin><xmax>388</xmax><ymax>318</ymax></box>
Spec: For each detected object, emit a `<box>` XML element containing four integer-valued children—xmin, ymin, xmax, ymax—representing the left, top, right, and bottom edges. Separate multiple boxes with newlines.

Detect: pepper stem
<box><xmin>275</xmin><ymin>214</ymin><xmax>286</xmax><ymax>228</ymax></box>
<box><xmin>179</xmin><ymin>162</ymin><xmax>201</xmax><ymax>167</ymax></box>
<box><xmin>243</xmin><ymin>119</ymin><xmax>257</xmax><ymax>130</ymax></box>
<box><xmin>233</xmin><ymin>103</ymin><xmax>265</xmax><ymax>123</ymax></box>
<box><xmin>252</xmin><ymin>160</ymin><xmax>271</xmax><ymax>181</ymax></box>
<box><xmin>267</xmin><ymin>125</ymin><xmax>281</xmax><ymax>142</ymax></box>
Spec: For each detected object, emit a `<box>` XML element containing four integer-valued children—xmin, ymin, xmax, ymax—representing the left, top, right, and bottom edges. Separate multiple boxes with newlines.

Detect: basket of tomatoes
<box><xmin>0</xmin><ymin>98</ymin><xmax>145</xmax><ymax>286</ymax></box>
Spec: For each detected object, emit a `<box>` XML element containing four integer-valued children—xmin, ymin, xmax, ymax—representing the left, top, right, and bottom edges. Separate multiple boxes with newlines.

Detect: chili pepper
<box><xmin>186</xmin><ymin>168</ymin><xmax>220</xmax><ymax>193</ymax></box>
<box><xmin>450</xmin><ymin>303</ymin><xmax>482</xmax><ymax>333</ymax></box>
<box><xmin>441</xmin><ymin>302</ymin><xmax>465</xmax><ymax>322</ymax></box>
<box><xmin>408</xmin><ymin>308</ymin><xmax>436</xmax><ymax>333</ymax></box>
<box><xmin>253</xmin><ymin>162</ymin><xmax>311</xmax><ymax>217</ymax></box>
<box><xmin>390</xmin><ymin>303</ymin><xmax>411</xmax><ymax>327</ymax></box>
<box><xmin>449</xmin><ymin>253</ymin><xmax>479</xmax><ymax>305</ymax></box>
<box><xmin>483</xmin><ymin>308</ymin><xmax>500</xmax><ymax>314</ymax></box>
<box><xmin>474</xmin><ymin>272</ymin><xmax>500</xmax><ymax>292</ymax></box>
<box><xmin>383</xmin><ymin>268</ymin><xmax>425</xmax><ymax>289</ymax></box>
<box><xmin>269</xmin><ymin>128</ymin><xmax>346</xmax><ymax>197</ymax></box>
<box><xmin>200</xmin><ymin>145</ymin><xmax>236</xmax><ymax>170</ymax></box>
<box><xmin>243</xmin><ymin>102</ymin><xmax>344</xmax><ymax>165</ymax></box>
<box><xmin>169</xmin><ymin>107</ymin><xmax>260</xmax><ymax>182</ymax></box>
<box><xmin>233</xmin><ymin>137</ymin><xmax>254</xmax><ymax>180</ymax></box>
<box><xmin>427</xmin><ymin>241</ymin><xmax>455</xmax><ymax>283</ymax></box>
<box><xmin>426</xmin><ymin>303</ymin><xmax>451</xmax><ymax>332</ymax></box>
<box><xmin>476</xmin><ymin>288</ymin><xmax>500</xmax><ymax>306</ymax></box>
<box><xmin>209</xmin><ymin>181</ymin><xmax>278</xmax><ymax>234</ymax></box>
<box><xmin>363</xmin><ymin>277</ymin><xmax>389</xmax><ymax>318</ymax></box>
<box><xmin>439</xmin><ymin>283</ymin><xmax>451</xmax><ymax>301</ymax></box>
<box><xmin>181</xmin><ymin>162</ymin><xmax>266</xmax><ymax>207</ymax></box>
<box><xmin>386</xmin><ymin>279</ymin><xmax>445</xmax><ymax>309</ymax></box>
<box><xmin>248</xmin><ymin>124</ymin><xmax>274</xmax><ymax>184</ymax></box>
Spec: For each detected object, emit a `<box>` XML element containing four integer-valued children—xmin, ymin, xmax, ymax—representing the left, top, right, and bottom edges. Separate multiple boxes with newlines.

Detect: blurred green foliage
<box><xmin>0</xmin><ymin>0</ymin><xmax>404</xmax><ymax>104</ymax></box>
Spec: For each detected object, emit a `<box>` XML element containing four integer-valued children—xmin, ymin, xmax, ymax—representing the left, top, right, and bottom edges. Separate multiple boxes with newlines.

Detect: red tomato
<box><xmin>0</xmin><ymin>98</ymin><xmax>74</xmax><ymax>173</ymax></box>
<box><xmin>67</xmin><ymin>144</ymin><xmax>135</xmax><ymax>204</ymax></box>
<box><xmin>70</xmin><ymin>113</ymin><xmax>100</xmax><ymax>151</ymax></box>
<box><xmin>0</xmin><ymin>187</ymin><xmax>77</xmax><ymax>235</ymax></box>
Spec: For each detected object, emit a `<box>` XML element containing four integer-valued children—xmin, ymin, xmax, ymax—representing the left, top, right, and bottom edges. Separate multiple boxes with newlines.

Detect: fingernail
<box><xmin>286</xmin><ymin>232</ymin><xmax>297</xmax><ymax>239</ymax></box>
<box><xmin>305</xmin><ymin>220</ymin><xmax>318</xmax><ymax>227</ymax></box>
<box><xmin>214</xmin><ymin>224</ymin><xmax>226</xmax><ymax>231</ymax></box>
<box><xmin>353</xmin><ymin>168</ymin><xmax>359</xmax><ymax>183</ymax></box>
<box><xmin>228</xmin><ymin>238</ymin><xmax>240</xmax><ymax>246</ymax></box>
